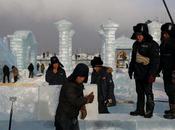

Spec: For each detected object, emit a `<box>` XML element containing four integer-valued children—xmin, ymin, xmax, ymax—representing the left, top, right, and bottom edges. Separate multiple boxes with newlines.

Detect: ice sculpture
<box><xmin>98</xmin><ymin>29</ymin><xmax>106</xmax><ymax>63</ymax></box>
<box><xmin>0</xmin><ymin>37</ymin><xmax>17</xmax><ymax>81</ymax></box>
<box><xmin>115</xmin><ymin>36</ymin><xmax>134</xmax><ymax>49</ymax></box>
<box><xmin>99</xmin><ymin>20</ymin><xmax>119</xmax><ymax>71</ymax></box>
<box><xmin>55</xmin><ymin>20</ymin><xmax>74</xmax><ymax>72</ymax></box>
<box><xmin>148</xmin><ymin>21</ymin><xmax>162</xmax><ymax>45</ymax></box>
<box><xmin>7</xmin><ymin>31</ymin><xmax>38</xmax><ymax>70</ymax></box>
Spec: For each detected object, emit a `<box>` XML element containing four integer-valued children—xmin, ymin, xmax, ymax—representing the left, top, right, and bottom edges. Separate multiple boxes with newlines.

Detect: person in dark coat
<box><xmin>36</xmin><ymin>63</ymin><xmax>40</xmax><ymax>71</ymax></box>
<box><xmin>55</xmin><ymin>63</ymin><xmax>94</xmax><ymax>130</ymax></box>
<box><xmin>40</xmin><ymin>63</ymin><xmax>45</xmax><ymax>74</ymax></box>
<box><xmin>129</xmin><ymin>23</ymin><xmax>160</xmax><ymax>118</ymax></box>
<box><xmin>45</xmin><ymin>56</ymin><xmax>66</xmax><ymax>85</ymax></box>
<box><xmin>159</xmin><ymin>23</ymin><xmax>175</xmax><ymax>119</ymax></box>
<box><xmin>28</xmin><ymin>63</ymin><xmax>34</xmax><ymax>78</ymax></box>
<box><xmin>90</xmin><ymin>56</ymin><xmax>115</xmax><ymax>113</ymax></box>
<box><xmin>11</xmin><ymin>66</ymin><xmax>19</xmax><ymax>82</ymax></box>
<box><xmin>3</xmin><ymin>65</ymin><xmax>10</xmax><ymax>83</ymax></box>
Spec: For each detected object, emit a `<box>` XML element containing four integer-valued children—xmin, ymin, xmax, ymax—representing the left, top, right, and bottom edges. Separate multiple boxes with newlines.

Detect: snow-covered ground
<box><xmin>0</xmin><ymin>69</ymin><xmax>173</xmax><ymax>130</ymax></box>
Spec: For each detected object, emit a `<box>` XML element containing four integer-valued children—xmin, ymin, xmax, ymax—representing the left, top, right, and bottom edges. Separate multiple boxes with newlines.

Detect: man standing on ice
<box><xmin>159</xmin><ymin>23</ymin><xmax>175</xmax><ymax>119</ymax></box>
<box><xmin>3</xmin><ymin>65</ymin><xmax>10</xmax><ymax>83</ymax></box>
<box><xmin>128</xmin><ymin>23</ymin><xmax>159</xmax><ymax>118</ymax></box>
<box><xmin>55</xmin><ymin>63</ymin><xmax>94</xmax><ymax>130</ymax></box>
<box><xmin>28</xmin><ymin>63</ymin><xmax>34</xmax><ymax>78</ymax></box>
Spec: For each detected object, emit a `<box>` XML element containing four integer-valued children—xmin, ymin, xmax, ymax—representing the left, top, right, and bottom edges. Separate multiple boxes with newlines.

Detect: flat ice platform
<box><xmin>0</xmin><ymin>102</ymin><xmax>175</xmax><ymax>130</ymax></box>
<box><xmin>0</xmin><ymin>74</ymin><xmax>172</xmax><ymax>130</ymax></box>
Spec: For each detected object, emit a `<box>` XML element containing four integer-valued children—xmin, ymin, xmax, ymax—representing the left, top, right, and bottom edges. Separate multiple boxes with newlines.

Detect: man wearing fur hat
<box><xmin>45</xmin><ymin>56</ymin><xmax>66</xmax><ymax>85</ymax></box>
<box><xmin>55</xmin><ymin>63</ymin><xmax>94</xmax><ymax>130</ymax></box>
<box><xmin>129</xmin><ymin>23</ymin><xmax>160</xmax><ymax>118</ymax></box>
<box><xmin>159</xmin><ymin>23</ymin><xmax>175</xmax><ymax>119</ymax></box>
<box><xmin>90</xmin><ymin>56</ymin><xmax>115</xmax><ymax>113</ymax></box>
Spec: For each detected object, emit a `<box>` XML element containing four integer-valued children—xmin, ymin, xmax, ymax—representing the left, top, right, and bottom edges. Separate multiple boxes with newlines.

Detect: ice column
<box><xmin>99</xmin><ymin>20</ymin><xmax>119</xmax><ymax>71</ymax></box>
<box><xmin>148</xmin><ymin>21</ymin><xmax>162</xmax><ymax>45</ymax></box>
<box><xmin>98</xmin><ymin>29</ymin><xmax>106</xmax><ymax>63</ymax></box>
<box><xmin>55</xmin><ymin>20</ymin><xmax>74</xmax><ymax>72</ymax></box>
<box><xmin>8</xmin><ymin>31</ymin><xmax>37</xmax><ymax>70</ymax></box>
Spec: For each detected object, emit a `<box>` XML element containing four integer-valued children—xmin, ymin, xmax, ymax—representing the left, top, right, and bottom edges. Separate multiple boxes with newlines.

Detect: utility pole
<box><xmin>162</xmin><ymin>0</ymin><xmax>174</xmax><ymax>24</ymax></box>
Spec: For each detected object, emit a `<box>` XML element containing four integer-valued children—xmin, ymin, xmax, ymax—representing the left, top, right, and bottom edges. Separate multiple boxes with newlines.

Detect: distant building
<box><xmin>36</xmin><ymin>52</ymin><xmax>53</xmax><ymax>69</ymax></box>
<box><xmin>72</xmin><ymin>53</ymin><xmax>98</xmax><ymax>67</ymax></box>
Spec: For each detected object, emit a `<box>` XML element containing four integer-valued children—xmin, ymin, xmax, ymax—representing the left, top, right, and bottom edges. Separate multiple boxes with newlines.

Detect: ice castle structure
<box><xmin>99</xmin><ymin>20</ymin><xmax>119</xmax><ymax>71</ymax></box>
<box><xmin>55</xmin><ymin>20</ymin><xmax>74</xmax><ymax>72</ymax></box>
<box><xmin>0</xmin><ymin>37</ymin><xmax>17</xmax><ymax>81</ymax></box>
<box><xmin>148</xmin><ymin>21</ymin><xmax>162</xmax><ymax>44</ymax></box>
<box><xmin>98</xmin><ymin>29</ymin><xmax>106</xmax><ymax>63</ymax></box>
<box><xmin>7</xmin><ymin>31</ymin><xmax>38</xmax><ymax>70</ymax></box>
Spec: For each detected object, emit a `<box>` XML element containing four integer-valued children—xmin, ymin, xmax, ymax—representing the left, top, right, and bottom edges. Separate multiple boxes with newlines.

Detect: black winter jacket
<box><xmin>3</xmin><ymin>65</ymin><xmax>10</xmax><ymax>75</ymax></box>
<box><xmin>91</xmin><ymin>67</ymin><xmax>114</xmax><ymax>102</ymax></box>
<box><xmin>129</xmin><ymin>39</ymin><xmax>160</xmax><ymax>80</ymax></box>
<box><xmin>28</xmin><ymin>64</ymin><xmax>34</xmax><ymax>71</ymax></box>
<box><xmin>159</xmin><ymin>38</ymin><xmax>175</xmax><ymax>76</ymax></box>
<box><xmin>55</xmin><ymin>80</ymin><xmax>87</xmax><ymax>126</ymax></box>
<box><xmin>45</xmin><ymin>67</ymin><xmax>66</xmax><ymax>85</ymax></box>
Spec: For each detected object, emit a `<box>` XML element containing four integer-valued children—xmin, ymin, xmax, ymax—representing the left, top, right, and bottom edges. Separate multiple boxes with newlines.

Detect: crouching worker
<box><xmin>55</xmin><ymin>63</ymin><xmax>94</xmax><ymax>130</ymax></box>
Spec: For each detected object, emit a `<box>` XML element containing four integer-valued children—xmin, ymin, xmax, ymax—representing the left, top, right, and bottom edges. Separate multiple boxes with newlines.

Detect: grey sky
<box><xmin>0</xmin><ymin>0</ymin><xmax>175</xmax><ymax>54</ymax></box>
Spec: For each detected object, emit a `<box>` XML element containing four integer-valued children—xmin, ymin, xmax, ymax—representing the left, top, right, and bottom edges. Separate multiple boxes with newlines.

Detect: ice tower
<box><xmin>55</xmin><ymin>20</ymin><xmax>74</xmax><ymax>72</ymax></box>
<box><xmin>99</xmin><ymin>20</ymin><xmax>119</xmax><ymax>71</ymax></box>
<box><xmin>148</xmin><ymin>21</ymin><xmax>162</xmax><ymax>44</ymax></box>
<box><xmin>98</xmin><ymin>29</ymin><xmax>106</xmax><ymax>63</ymax></box>
<box><xmin>8</xmin><ymin>31</ymin><xmax>37</xmax><ymax>70</ymax></box>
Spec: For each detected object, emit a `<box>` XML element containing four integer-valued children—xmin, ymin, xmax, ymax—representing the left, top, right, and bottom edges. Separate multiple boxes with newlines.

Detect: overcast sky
<box><xmin>0</xmin><ymin>0</ymin><xmax>175</xmax><ymax>54</ymax></box>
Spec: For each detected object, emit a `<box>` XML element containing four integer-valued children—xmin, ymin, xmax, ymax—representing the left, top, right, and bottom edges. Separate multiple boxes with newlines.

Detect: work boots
<box><xmin>130</xmin><ymin>110</ymin><xmax>145</xmax><ymax>116</ymax></box>
<box><xmin>164</xmin><ymin>104</ymin><xmax>175</xmax><ymax>119</ymax></box>
<box><xmin>144</xmin><ymin>111</ymin><xmax>153</xmax><ymax>118</ymax></box>
<box><xmin>144</xmin><ymin>95</ymin><xmax>154</xmax><ymax>118</ymax></box>
<box><xmin>164</xmin><ymin>104</ymin><xmax>173</xmax><ymax>114</ymax></box>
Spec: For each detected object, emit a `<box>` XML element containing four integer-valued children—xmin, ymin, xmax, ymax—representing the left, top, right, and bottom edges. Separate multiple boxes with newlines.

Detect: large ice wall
<box><xmin>99</xmin><ymin>20</ymin><xmax>119</xmax><ymax>71</ymax></box>
<box><xmin>55</xmin><ymin>20</ymin><xmax>74</xmax><ymax>72</ymax></box>
<box><xmin>8</xmin><ymin>31</ymin><xmax>38</xmax><ymax>70</ymax></box>
<box><xmin>0</xmin><ymin>84</ymin><xmax>98</xmax><ymax>121</ymax></box>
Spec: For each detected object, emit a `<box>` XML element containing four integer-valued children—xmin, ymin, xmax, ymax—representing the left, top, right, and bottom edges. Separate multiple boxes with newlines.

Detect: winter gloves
<box><xmin>79</xmin><ymin>105</ymin><xmax>87</xmax><ymax>120</ymax></box>
<box><xmin>85</xmin><ymin>92</ymin><xmax>94</xmax><ymax>104</ymax></box>
<box><xmin>148</xmin><ymin>75</ymin><xmax>156</xmax><ymax>83</ymax></box>
<box><xmin>104</xmin><ymin>99</ymin><xmax>113</xmax><ymax>107</ymax></box>
<box><xmin>129</xmin><ymin>71</ymin><xmax>156</xmax><ymax>83</ymax></box>
<box><xmin>79</xmin><ymin>92</ymin><xmax>94</xmax><ymax>120</ymax></box>
<box><xmin>80</xmin><ymin>92</ymin><xmax>94</xmax><ymax>120</ymax></box>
